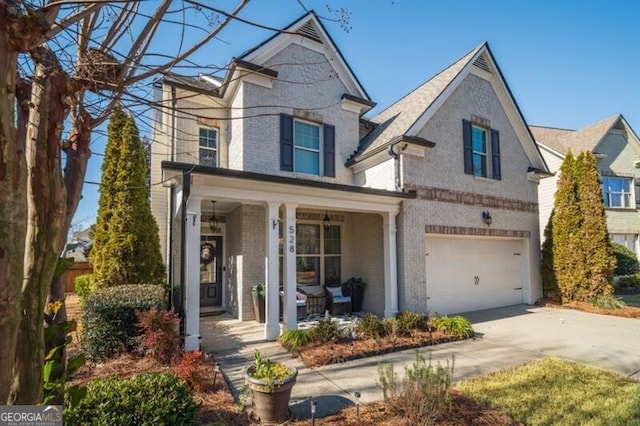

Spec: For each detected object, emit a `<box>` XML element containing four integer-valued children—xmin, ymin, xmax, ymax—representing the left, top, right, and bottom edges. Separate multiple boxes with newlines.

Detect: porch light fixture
<box><xmin>209</xmin><ymin>201</ymin><xmax>219</xmax><ymax>231</ymax></box>
<box><xmin>323</xmin><ymin>211</ymin><xmax>331</xmax><ymax>229</ymax></box>
<box><xmin>482</xmin><ymin>211</ymin><xmax>492</xmax><ymax>226</ymax></box>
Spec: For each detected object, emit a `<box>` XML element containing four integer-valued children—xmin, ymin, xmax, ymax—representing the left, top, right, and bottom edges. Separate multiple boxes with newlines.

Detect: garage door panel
<box><xmin>425</xmin><ymin>236</ymin><xmax>524</xmax><ymax>315</ymax></box>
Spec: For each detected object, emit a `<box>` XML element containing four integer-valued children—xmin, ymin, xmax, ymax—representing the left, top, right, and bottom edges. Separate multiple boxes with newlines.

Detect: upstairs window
<box><xmin>280</xmin><ymin>114</ymin><xmax>335</xmax><ymax>177</ymax></box>
<box><xmin>463</xmin><ymin>119</ymin><xmax>501</xmax><ymax>180</ymax></box>
<box><xmin>294</xmin><ymin>120</ymin><xmax>321</xmax><ymax>175</ymax></box>
<box><xmin>602</xmin><ymin>176</ymin><xmax>632</xmax><ymax>208</ymax></box>
<box><xmin>199</xmin><ymin>128</ymin><xmax>218</xmax><ymax>167</ymax></box>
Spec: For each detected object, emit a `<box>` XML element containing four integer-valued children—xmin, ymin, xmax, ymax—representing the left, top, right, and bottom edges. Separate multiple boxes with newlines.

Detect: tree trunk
<box><xmin>0</xmin><ymin>8</ymin><xmax>27</xmax><ymax>405</ymax></box>
<box><xmin>11</xmin><ymin>50</ymin><xmax>68</xmax><ymax>405</ymax></box>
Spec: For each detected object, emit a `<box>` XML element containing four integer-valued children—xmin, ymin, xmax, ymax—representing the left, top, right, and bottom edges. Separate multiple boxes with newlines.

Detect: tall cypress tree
<box><xmin>542</xmin><ymin>150</ymin><xmax>615</xmax><ymax>303</ymax></box>
<box><xmin>90</xmin><ymin>109</ymin><xmax>165</xmax><ymax>287</ymax></box>
<box><xmin>575</xmin><ymin>152</ymin><xmax>615</xmax><ymax>299</ymax></box>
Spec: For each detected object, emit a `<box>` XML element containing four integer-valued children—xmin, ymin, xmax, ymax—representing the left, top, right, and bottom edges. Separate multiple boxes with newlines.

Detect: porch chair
<box><xmin>324</xmin><ymin>283</ymin><xmax>352</xmax><ymax>315</ymax></box>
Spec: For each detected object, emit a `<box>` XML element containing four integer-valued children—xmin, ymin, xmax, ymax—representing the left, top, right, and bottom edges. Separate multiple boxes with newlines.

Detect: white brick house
<box><xmin>532</xmin><ymin>115</ymin><xmax>640</xmax><ymax>256</ymax></box>
<box><xmin>150</xmin><ymin>12</ymin><xmax>549</xmax><ymax>349</ymax></box>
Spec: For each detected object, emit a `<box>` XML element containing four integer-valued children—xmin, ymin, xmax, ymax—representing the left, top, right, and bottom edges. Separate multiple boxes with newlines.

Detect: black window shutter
<box><xmin>491</xmin><ymin>128</ymin><xmax>501</xmax><ymax>180</ymax></box>
<box><xmin>323</xmin><ymin>124</ymin><xmax>335</xmax><ymax>177</ymax></box>
<box><xmin>462</xmin><ymin>119</ymin><xmax>473</xmax><ymax>174</ymax></box>
<box><xmin>280</xmin><ymin>114</ymin><xmax>293</xmax><ymax>171</ymax></box>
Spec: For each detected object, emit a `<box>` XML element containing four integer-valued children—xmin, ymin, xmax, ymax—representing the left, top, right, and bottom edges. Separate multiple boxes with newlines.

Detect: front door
<box><xmin>200</xmin><ymin>235</ymin><xmax>222</xmax><ymax>307</ymax></box>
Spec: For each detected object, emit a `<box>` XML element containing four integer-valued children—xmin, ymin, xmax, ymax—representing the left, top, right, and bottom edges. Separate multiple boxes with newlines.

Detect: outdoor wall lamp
<box><xmin>482</xmin><ymin>211</ymin><xmax>492</xmax><ymax>226</ymax></box>
<box><xmin>323</xmin><ymin>211</ymin><xmax>331</xmax><ymax>229</ymax></box>
<box><xmin>209</xmin><ymin>201</ymin><xmax>219</xmax><ymax>231</ymax></box>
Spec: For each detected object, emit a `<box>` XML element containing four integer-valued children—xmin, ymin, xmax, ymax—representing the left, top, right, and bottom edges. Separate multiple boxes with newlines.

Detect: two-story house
<box><xmin>532</xmin><ymin>115</ymin><xmax>640</xmax><ymax>255</ymax></box>
<box><xmin>150</xmin><ymin>11</ymin><xmax>549</xmax><ymax>350</ymax></box>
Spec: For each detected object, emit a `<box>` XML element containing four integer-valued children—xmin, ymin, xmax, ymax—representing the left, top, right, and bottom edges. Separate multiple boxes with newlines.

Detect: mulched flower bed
<box><xmin>292</xmin><ymin>330</ymin><xmax>470</xmax><ymax>368</ymax></box>
<box><xmin>537</xmin><ymin>298</ymin><xmax>640</xmax><ymax>319</ymax></box>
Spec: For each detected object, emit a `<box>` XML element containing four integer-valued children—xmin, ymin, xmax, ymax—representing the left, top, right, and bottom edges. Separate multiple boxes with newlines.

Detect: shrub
<box><xmin>279</xmin><ymin>329</ymin><xmax>311</xmax><ymax>350</ymax></box>
<box><xmin>430</xmin><ymin>315</ymin><xmax>474</xmax><ymax>338</ymax></box>
<box><xmin>355</xmin><ymin>313</ymin><xmax>385</xmax><ymax>339</ymax></box>
<box><xmin>173</xmin><ymin>351</ymin><xmax>208</xmax><ymax>393</ymax></box>
<box><xmin>383</xmin><ymin>317</ymin><xmax>398</xmax><ymax>338</ymax></box>
<box><xmin>74</xmin><ymin>274</ymin><xmax>92</xmax><ymax>300</ymax></box>
<box><xmin>136</xmin><ymin>308</ymin><xmax>180</xmax><ymax>364</ymax></box>
<box><xmin>64</xmin><ymin>373</ymin><xmax>198</xmax><ymax>425</ymax></box>
<box><xmin>309</xmin><ymin>319</ymin><xmax>340</xmax><ymax>343</ymax></box>
<box><xmin>617</xmin><ymin>274</ymin><xmax>640</xmax><ymax>288</ymax></box>
<box><xmin>612</xmin><ymin>242</ymin><xmax>639</xmax><ymax>276</ymax></box>
<box><xmin>396</xmin><ymin>311</ymin><xmax>425</xmax><ymax>334</ymax></box>
<box><xmin>592</xmin><ymin>295</ymin><xmax>626</xmax><ymax>310</ymax></box>
<box><xmin>81</xmin><ymin>284</ymin><xmax>166</xmax><ymax>361</ymax></box>
<box><xmin>377</xmin><ymin>353</ymin><xmax>454</xmax><ymax>425</ymax></box>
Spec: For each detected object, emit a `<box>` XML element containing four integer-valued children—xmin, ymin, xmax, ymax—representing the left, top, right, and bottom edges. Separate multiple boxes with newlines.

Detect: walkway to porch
<box><xmin>200</xmin><ymin>313</ymin><xmax>365</xmax><ymax>419</ymax></box>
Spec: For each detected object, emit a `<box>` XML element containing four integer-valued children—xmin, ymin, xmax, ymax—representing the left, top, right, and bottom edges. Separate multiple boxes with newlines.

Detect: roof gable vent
<box><xmin>473</xmin><ymin>53</ymin><xmax>491</xmax><ymax>73</ymax></box>
<box><xmin>297</xmin><ymin>20</ymin><xmax>322</xmax><ymax>43</ymax></box>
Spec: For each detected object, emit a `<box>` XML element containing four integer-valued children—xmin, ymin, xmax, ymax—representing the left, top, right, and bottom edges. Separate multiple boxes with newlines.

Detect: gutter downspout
<box><xmin>387</xmin><ymin>141</ymin><xmax>407</xmax><ymax>191</ymax></box>
<box><xmin>168</xmin><ymin>85</ymin><xmax>177</xmax><ymax>308</ymax></box>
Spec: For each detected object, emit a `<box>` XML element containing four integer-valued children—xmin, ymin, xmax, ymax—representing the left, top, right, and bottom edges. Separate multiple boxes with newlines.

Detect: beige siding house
<box><xmin>150</xmin><ymin>11</ymin><xmax>549</xmax><ymax>349</ymax></box>
<box><xmin>532</xmin><ymin>116</ymin><xmax>640</xmax><ymax>258</ymax></box>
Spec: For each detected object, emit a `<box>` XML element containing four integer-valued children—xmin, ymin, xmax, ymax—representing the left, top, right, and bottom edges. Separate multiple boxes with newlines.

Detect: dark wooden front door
<box><xmin>200</xmin><ymin>236</ymin><xmax>222</xmax><ymax>307</ymax></box>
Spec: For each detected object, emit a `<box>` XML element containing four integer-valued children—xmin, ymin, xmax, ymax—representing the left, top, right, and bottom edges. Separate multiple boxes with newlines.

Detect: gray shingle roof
<box><xmin>349</xmin><ymin>44</ymin><xmax>483</xmax><ymax>162</ymax></box>
<box><xmin>163</xmin><ymin>73</ymin><xmax>221</xmax><ymax>95</ymax></box>
<box><xmin>530</xmin><ymin>115</ymin><xmax>622</xmax><ymax>155</ymax></box>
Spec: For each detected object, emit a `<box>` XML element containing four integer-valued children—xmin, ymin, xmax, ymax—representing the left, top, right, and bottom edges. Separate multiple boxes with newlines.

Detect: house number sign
<box><xmin>288</xmin><ymin>226</ymin><xmax>295</xmax><ymax>253</ymax></box>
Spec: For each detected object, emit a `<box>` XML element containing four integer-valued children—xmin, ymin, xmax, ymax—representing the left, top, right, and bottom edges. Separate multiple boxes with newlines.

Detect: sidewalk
<box><xmin>201</xmin><ymin>305</ymin><xmax>640</xmax><ymax>419</ymax></box>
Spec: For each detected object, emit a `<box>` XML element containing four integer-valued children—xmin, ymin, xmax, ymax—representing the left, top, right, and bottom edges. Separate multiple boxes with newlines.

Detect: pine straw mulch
<box><xmin>294</xmin><ymin>329</ymin><xmax>469</xmax><ymax>368</ymax></box>
<box><xmin>537</xmin><ymin>298</ymin><xmax>640</xmax><ymax>318</ymax></box>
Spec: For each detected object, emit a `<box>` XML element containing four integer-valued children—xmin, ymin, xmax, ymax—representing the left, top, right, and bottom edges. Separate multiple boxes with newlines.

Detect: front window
<box><xmin>295</xmin><ymin>223</ymin><xmax>341</xmax><ymax>285</ymax></box>
<box><xmin>472</xmin><ymin>126</ymin><xmax>487</xmax><ymax>177</ymax></box>
<box><xmin>199</xmin><ymin>128</ymin><xmax>218</xmax><ymax>166</ymax></box>
<box><xmin>294</xmin><ymin>120</ymin><xmax>321</xmax><ymax>175</ymax></box>
<box><xmin>602</xmin><ymin>176</ymin><xmax>632</xmax><ymax>208</ymax></box>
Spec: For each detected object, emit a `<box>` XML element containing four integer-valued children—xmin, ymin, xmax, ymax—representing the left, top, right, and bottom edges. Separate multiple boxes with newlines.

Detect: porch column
<box><xmin>383</xmin><ymin>211</ymin><xmax>399</xmax><ymax>317</ymax></box>
<box><xmin>184</xmin><ymin>196</ymin><xmax>202</xmax><ymax>350</ymax></box>
<box><xmin>283</xmin><ymin>204</ymin><xmax>298</xmax><ymax>330</ymax></box>
<box><xmin>264</xmin><ymin>202</ymin><xmax>281</xmax><ymax>341</ymax></box>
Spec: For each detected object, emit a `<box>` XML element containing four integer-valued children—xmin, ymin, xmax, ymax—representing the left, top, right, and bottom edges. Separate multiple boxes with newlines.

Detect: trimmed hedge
<box><xmin>81</xmin><ymin>284</ymin><xmax>166</xmax><ymax>361</ymax></box>
<box><xmin>612</xmin><ymin>242</ymin><xmax>639</xmax><ymax>276</ymax></box>
<box><xmin>64</xmin><ymin>373</ymin><xmax>198</xmax><ymax>425</ymax></box>
<box><xmin>617</xmin><ymin>274</ymin><xmax>640</xmax><ymax>288</ymax></box>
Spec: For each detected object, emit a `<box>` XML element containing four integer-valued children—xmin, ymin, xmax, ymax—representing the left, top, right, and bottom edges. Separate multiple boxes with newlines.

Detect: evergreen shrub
<box><xmin>81</xmin><ymin>284</ymin><xmax>165</xmax><ymax>361</ymax></box>
<box><xmin>64</xmin><ymin>373</ymin><xmax>197</xmax><ymax>425</ymax></box>
<box><xmin>611</xmin><ymin>242</ymin><xmax>639</xmax><ymax>276</ymax></box>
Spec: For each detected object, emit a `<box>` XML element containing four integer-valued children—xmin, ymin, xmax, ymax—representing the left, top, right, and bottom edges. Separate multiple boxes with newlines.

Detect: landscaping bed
<box><xmin>538</xmin><ymin>298</ymin><xmax>640</xmax><ymax>318</ymax></box>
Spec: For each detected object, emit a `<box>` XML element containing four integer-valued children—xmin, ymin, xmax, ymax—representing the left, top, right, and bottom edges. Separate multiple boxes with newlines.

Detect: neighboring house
<box><xmin>64</xmin><ymin>227</ymin><xmax>92</xmax><ymax>262</ymax></box>
<box><xmin>532</xmin><ymin>115</ymin><xmax>640</xmax><ymax>255</ymax></box>
<box><xmin>150</xmin><ymin>11</ymin><xmax>549</xmax><ymax>350</ymax></box>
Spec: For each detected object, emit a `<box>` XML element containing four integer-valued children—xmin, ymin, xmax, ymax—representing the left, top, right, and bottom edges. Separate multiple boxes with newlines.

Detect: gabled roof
<box><xmin>349</xmin><ymin>42</ymin><xmax>548</xmax><ymax>171</ymax></box>
<box><xmin>239</xmin><ymin>11</ymin><xmax>369</xmax><ymax>101</ymax></box>
<box><xmin>163</xmin><ymin>73</ymin><xmax>221</xmax><ymax>96</ymax></box>
<box><xmin>531</xmin><ymin>115</ymin><xmax>628</xmax><ymax>156</ymax></box>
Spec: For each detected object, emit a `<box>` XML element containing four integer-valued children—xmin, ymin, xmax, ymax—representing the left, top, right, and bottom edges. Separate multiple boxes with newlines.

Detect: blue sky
<box><xmin>72</xmin><ymin>0</ymin><xmax>640</xmax><ymax>232</ymax></box>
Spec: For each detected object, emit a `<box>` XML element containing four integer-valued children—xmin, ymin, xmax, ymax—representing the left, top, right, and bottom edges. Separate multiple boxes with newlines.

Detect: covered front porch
<box><xmin>163</xmin><ymin>163</ymin><xmax>413</xmax><ymax>350</ymax></box>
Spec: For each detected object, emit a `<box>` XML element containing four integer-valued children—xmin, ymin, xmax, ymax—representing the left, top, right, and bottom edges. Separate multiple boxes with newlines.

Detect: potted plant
<box><xmin>344</xmin><ymin>277</ymin><xmax>367</xmax><ymax>312</ymax></box>
<box><xmin>244</xmin><ymin>350</ymin><xmax>298</xmax><ymax>423</ymax></box>
<box><xmin>252</xmin><ymin>284</ymin><xmax>265</xmax><ymax>323</ymax></box>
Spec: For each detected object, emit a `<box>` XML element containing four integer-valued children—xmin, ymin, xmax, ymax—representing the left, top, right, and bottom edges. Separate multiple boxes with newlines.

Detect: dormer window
<box><xmin>199</xmin><ymin>128</ymin><xmax>218</xmax><ymax>167</ymax></box>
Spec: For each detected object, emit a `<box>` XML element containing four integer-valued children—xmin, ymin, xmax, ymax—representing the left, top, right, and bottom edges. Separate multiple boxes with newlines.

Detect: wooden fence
<box><xmin>63</xmin><ymin>261</ymin><xmax>93</xmax><ymax>293</ymax></box>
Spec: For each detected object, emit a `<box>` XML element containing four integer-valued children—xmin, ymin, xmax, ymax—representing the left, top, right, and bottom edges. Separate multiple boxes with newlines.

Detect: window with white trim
<box><xmin>472</xmin><ymin>126</ymin><xmax>488</xmax><ymax>177</ymax></box>
<box><xmin>294</xmin><ymin>120</ymin><xmax>321</xmax><ymax>175</ymax></box>
<box><xmin>602</xmin><ymin>176</ymin><xmax>632</xmax><ymax>208</ymax></box>
<box><xmin>199</xmin><ymin>128</ymin><xmax>218</xmax><ymax>167</ymax></box>
<box><xmin>294</xmin><ymin>223</ymin><xmax>341</xmax><ymax>286</ymax></box>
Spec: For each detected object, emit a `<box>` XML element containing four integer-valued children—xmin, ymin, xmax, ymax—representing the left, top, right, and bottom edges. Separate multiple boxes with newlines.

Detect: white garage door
<box><xmin>425</xmin><ymin>236</ymin><xmax>524</xmax><ymax>315</ymax></box>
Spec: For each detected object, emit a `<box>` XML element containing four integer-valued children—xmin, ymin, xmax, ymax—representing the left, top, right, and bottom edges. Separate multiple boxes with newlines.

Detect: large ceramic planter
<box><xmin>351</xmin><ymin>286</ymin><xmax>364</xmax><ymax>312</ymax></box>
<box><xmin>244</xmin><ymin>366</ymin><xmax>298</xmax><ymax>423</ymax></box>
<box><xmin>252</xmin><ymin>293</ymin><xmax>265</xmax><ymax>323</ymax></box>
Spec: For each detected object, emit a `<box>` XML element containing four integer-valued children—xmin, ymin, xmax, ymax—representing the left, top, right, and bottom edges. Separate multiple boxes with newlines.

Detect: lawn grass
<box><xmin>456</xmin><ymin>358</ymin><xmax>640</xmax><ymax>426</ymax></box>
<box><xmin>620</xmin><ymin>293</ymin><xmax>640</xmax><ymax>307</ymax></box>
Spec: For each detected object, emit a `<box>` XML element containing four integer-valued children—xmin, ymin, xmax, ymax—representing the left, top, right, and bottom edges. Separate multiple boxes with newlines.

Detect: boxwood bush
<box><xmin>64</xmin><ymin>373</ymin><xmax>198</xmax><ymax>425</ymax></box>
<box><xmin>611</xmin><ymin>242</ymin><xmax>639</xmax><ymax>276</ymax></box>
<box><xmin>81</xmin><ymin>284</ymin><xmax>166</xmax><ymax>361</ymax></box>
